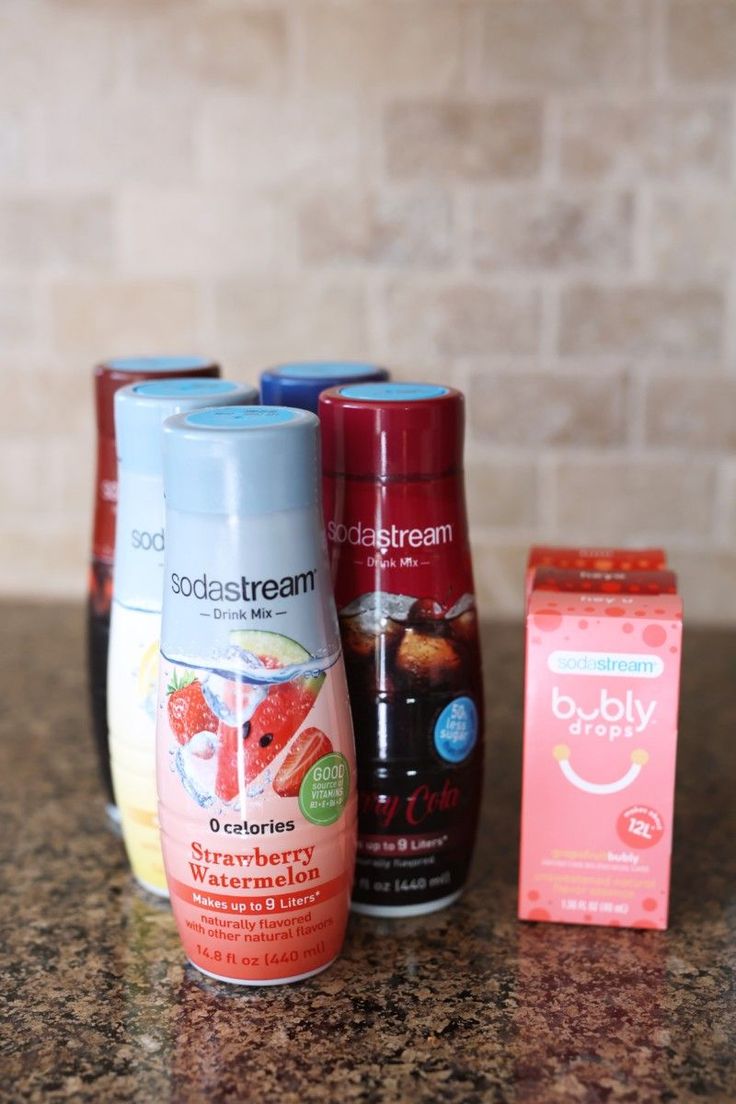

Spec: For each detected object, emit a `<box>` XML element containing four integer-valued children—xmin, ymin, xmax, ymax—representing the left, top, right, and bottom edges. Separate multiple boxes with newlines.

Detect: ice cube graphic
<box><xmin>341</xmin><ymin>591</ymin><xmax>416</xmax><ymax>628</ymax></box>
<box><xmin>201</xmin><ymin>669</ymin><xmax>268</xmax><ymax>727</ymax></box>
<box><xmin>141</xmin><ymin>685</ymin><xmax>157</xmax><ymax>722</ymax></box>
<box><xmin>175</xmin><ymin>732</ymin><xmax>219</xmax><ymax>809</ymax></box>
<box><xmin>445</xmin><ymin>593</ymin><xmax>475</xmax><ymax>620</ymax></box>
<box><xmin>189</xmin><ymin>729</ymin><xmax>217</xmax><ymax>760</ymax></box>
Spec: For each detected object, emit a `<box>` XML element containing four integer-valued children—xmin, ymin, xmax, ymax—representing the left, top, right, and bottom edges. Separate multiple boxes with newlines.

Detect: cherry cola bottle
<box><xmin>320</xmin><ymin>382</ymin><xmax>484</xmax><ymax>917</ymax></box>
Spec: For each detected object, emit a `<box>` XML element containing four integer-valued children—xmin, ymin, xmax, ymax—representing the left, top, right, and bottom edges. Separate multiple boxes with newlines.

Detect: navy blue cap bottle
<box><xmin>260</xmin><ymin>361</ymin><xmax>389</xmax><ymax>414</ymax></box>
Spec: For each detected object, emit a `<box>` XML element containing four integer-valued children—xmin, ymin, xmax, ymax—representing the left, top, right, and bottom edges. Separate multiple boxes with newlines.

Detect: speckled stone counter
<box><xmin>1</xmin><ymin>603</ymin><xmax>734</xmax><ymax>1103</ymax></box>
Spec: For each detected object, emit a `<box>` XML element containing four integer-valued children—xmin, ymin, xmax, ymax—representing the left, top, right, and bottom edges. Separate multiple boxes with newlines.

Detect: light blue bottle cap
<box><xmin>115</xmin><ymin>379</ymin><xmax>257</xmax><ymax>474</ymax></box>
<box><xmin>337</xmin><ymin>382</ymin><xmax>449</xmax><ymax>402</ymax></box>
<box><xmin>163</xmin><ymin>406</ymin><xmax>320</xmax><ymax>516</ymax></box>
<box><xmin>260</xmin><ymin>361</ymin><xmax>389</xmax><ymax>414</ymax></box>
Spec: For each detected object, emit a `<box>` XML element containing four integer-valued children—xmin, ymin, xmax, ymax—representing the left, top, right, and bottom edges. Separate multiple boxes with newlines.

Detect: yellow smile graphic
<box><xmin>553</xmin><ymin>745</ymin><xmax>649</xmax><ymax>794</ymax></box>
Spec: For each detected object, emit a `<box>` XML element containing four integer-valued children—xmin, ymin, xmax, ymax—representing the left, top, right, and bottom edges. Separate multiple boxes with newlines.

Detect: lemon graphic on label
<box><xmin>137</xmin><ymin>640</ymin><xmax>160</xmax><ymax>720</ymax></box>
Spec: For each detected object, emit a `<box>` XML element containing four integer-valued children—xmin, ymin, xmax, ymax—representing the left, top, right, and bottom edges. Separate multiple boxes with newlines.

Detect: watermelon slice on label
<box><xmin>214</xmin><ymin>630</ymin><xmax>325</xmax><ymax>803</ymax></box>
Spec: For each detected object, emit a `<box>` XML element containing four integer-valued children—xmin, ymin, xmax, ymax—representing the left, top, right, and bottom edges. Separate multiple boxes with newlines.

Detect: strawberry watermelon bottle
<box><xmin>157</xmin><ymin>406</ymin><xmax>357</xmax><ymax>984</ymax></box>
<box><xmin>108</xmin><ymin>379</ymin><xmax>257</xmax><ymax>896</ymax></box>
<box><xmin>89</xmin><ymin>356</ymin><xmax>220</xmax><ymax>825</ymax></box>
<box><xmin>319</xmin><ymin>383</ymin><xmax>484</xmax><ymax>917</ymax></box>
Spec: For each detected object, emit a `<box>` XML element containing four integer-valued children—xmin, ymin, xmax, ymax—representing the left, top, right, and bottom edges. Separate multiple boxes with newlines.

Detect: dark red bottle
<box><xmin>88</xmin><ymin>357</ymin><xmax>219</xmax><ymax>821</ymax></box>
<box><xmin>319</xmin><ymin>383</ymin><xmax>484</xmax><ymax>916</ymax></box>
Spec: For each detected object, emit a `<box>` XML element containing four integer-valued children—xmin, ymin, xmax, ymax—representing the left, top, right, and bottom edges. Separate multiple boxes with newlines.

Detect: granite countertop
<box><xmin>2</xmin><ymin>603</ymin><xmax>734</xmax><ymax>1103</ymax></box>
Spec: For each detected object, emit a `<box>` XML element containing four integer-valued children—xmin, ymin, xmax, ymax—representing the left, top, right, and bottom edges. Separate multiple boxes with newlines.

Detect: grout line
<box><xmin>632</xmin><ymin>184</ymin><xmax>653</xmax><ymax>281</ymax></box>
<box><xmin>288</xmin><ymin>0</ymin><xmax>307</xmax><ymax>98</ymax></box>
<box><xmin>539</xmin><ymin>280</ymin><xmax>559</xmax><ymax>364</ymax></box>
<box><xmin>650</xmin><ymin>0</ymin><xmax>670</xmax><ymax>92</ymax></box>
<box><xmin>453</xmin><ymin>184</ymin><xmax>474</xmax><ymax>278</ymax></box>
<box><xmin>365</xmin><ymin>270</ymin><xmax>387</xmax><ymax>362</ymax></box>
<box><xmin>711</xmin><ymin>456</ymin><xmax>734</xmax><ymax>548</ymax></box>
<box><xmin>627</xmin><ymin>363</ymin><xmax>648</xmax><ymax>452</ymax></box>
<box><xmin>537</xmin><ymin>454</ymin><xmax>557</xmax><ymax>537</ymax></box>
<box><xmin>542</xmin><ymin>97</ymin><xmax>561</xmax><ymax>186</ymax></box>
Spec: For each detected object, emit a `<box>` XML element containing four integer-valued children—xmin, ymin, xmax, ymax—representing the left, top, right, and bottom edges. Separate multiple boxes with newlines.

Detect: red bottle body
<box><xmin>320</xmin><ymin>384</ymin><xmax>484</xmax><ymax>916</ymax></box>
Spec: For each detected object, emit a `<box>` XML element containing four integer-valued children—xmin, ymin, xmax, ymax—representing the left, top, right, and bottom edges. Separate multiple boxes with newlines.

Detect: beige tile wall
<box><xmin>1</xmin><ymin>0</ymin><xmax>735</xmax><ymax>622</ymax></box>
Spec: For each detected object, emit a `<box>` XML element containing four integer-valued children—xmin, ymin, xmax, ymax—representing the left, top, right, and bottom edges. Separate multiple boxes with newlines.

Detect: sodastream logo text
<box><xmin>170</xmin><ymin>569</ymin><xmax>316</xmax><ymax>602</ymax></box>
<box><xmin>548</xmin><ymin>651</ymin><xmax>664</xmax><ymax>679</ymax></box>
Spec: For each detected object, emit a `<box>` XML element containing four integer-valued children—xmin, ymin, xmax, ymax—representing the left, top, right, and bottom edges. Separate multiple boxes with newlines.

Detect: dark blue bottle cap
<box><xmin>260</xmin><ymin>361</ymin><xmax>389</xmax><ymax>414</ymax></box>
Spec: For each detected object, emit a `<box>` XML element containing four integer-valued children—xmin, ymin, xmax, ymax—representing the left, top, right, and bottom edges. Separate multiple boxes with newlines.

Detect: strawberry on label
<box><xmin>167</xmin><ymin>672</ymin><xmax>218</xmax><ymax>745</ymax></box>
<box><xmin>273</xmin><ymin>726</ymin><xmax>334</xmax><ymax>798</ymax></box>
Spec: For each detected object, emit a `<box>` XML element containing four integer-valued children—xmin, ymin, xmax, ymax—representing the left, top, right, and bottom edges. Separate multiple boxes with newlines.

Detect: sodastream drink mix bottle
<box><xmin>320</xmin><ymin>383</ymin><xmax>484</xmax><ymax>917</ymax></box>
<box><xmin>89</xmin><ymin>356</ymin><xmax>219</xmax><ymax>820</ymax></box>
<box><xmin>108</xmin><ymin>379</ymin><xmax>257</xmax><ymax>895</ymax></box>
<box><xmin>260</xmin><ymin>361</ymin><xmax>389</xmax><ymax>413</ymax></box>
<box><xmin>157</xmin><ymin>407</ymin><xmax>357</xmax><ymax>984</ymax></box>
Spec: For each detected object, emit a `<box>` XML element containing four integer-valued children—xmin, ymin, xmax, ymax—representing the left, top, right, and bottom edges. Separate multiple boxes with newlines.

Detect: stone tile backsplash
<box><xmin>1</xmin><ymin>0</ymin><xmax>735</xmax><ymax>622</ymax></box>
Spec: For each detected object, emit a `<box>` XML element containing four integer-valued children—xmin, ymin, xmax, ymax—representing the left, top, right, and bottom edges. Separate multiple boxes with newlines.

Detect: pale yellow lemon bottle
<box><xmin>107</xmin><ymin>379</ymin><xmax>257</xmax><ymax>895</ymax></box>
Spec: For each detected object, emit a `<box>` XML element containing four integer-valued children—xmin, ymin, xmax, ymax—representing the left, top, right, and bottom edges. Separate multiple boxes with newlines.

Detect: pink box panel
<box><xmin>519</xmin><ymin>590</ymin><xmax>683</xmax><ymax>931</ymax></box>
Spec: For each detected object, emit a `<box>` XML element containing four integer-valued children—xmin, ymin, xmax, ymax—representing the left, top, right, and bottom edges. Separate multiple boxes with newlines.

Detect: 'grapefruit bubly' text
<box><xmin>157</xmin><ymin>406</ymin><xmax>357</xmax><ymax>984</ymax></box>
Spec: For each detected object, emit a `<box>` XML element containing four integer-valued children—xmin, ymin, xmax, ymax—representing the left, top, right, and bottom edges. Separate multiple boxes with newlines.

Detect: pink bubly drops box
<box><xmin>519</xmin><ymin>569</ymin><xmax>683</xmax><ymax>931</ymax></box>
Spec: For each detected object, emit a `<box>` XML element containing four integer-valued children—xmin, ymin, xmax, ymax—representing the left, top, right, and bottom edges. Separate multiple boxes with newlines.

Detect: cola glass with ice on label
<box><xmin>320</xmin><ymin>383</ymin><xmax>485</xmax><ymax>917</ymax></box>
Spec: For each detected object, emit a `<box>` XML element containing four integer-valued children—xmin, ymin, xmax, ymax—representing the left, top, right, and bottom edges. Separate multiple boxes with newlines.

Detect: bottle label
<box><xmin>108</xmin><ymin>602</ymin><xmax>165</xmax><ymax>891</ymax></box>
<box><xmin>107</xmin><ymin>469</ymin><xmax>168</xmax><ymax>893</ymax></box>
<box><xmin>113</xmin><ymin>470</ymin><xmax>166</xmax><ymax>609</ymax></box>
<box><xmin>157</xmin><ymin>648</ymin><xmax>356</xmax><ymax>983</ymax></box>
<box><xmin>158</xmin><ymin>508</ymin><xmax>357</xmax><ymax>982</ymax></box>
<box><xmin>324</xmin><ymin>474</ymin><xmax>484</xmax><ymax>913</ymax></box>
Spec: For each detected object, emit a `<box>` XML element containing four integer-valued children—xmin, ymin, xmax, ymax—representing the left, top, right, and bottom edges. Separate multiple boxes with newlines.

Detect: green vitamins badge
<box><xmin>298</xmin><ymin>753</ymin><xmax>350</xmax><ymax>827</ymax></box>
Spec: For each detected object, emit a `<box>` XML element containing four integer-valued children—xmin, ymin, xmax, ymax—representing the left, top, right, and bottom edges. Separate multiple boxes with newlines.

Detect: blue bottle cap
<box><xmin>163</xmin><ymin>406</ymin><xmax>320</xmax><ymax>516</ymax></box>
<box><xmin>115</xmin><ymin>379</ymin><xmax>257</xmax><ymax>474</ymax></box>
<box><xmin>260</xmin><ymin>361</ymin><xmax>389</xmax><ymax>414</ymax></box>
